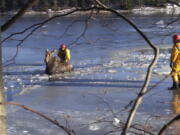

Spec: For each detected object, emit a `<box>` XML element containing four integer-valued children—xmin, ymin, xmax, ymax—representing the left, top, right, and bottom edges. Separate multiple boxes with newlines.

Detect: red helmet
<box><xmin>173</xmin><ymin>34</ymin><xmax>180</xmax><ymax>43</ymax></box>
<box><xmin>60</xmin><ymin>43</ymin><xmax>66</xmax><ymax>49</ymax></box>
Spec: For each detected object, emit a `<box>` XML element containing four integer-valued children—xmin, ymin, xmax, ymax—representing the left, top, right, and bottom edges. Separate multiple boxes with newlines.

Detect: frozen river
<box><xmin>1</xmin><ymin>12</ymin><xmax>180</xmax><ymax>134</ymax></box>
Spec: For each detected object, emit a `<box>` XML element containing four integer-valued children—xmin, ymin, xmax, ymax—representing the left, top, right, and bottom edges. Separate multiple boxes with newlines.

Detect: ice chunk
<box><xmin>108</xmin><ymin>69</ymin><xmax>117</xmax><ymax>73</ymax></box>
<box><xmin>156</xmin><ymin>20</ymin><xmax>164</xmax><ymax>25</ymax></box>
<box><xmin>42</xmin><ymin>25</ymin><xmax>47</xmax><ymax>28</ymax></box>
<box><xmin>10</xmin><ymin>85</ymin><xmax>14</xmax><ymax>88</ymax></box>
<box><xmin>89</xmin><ymin>124</ymin><xmax>100</xmax><ymax>131</ymax></box>
<box><xmin>17</xmin><ymin>78</ymin><xmax>21</xmax><ymax>82</ymax></box>
<box><xmin>165</xmin><ymin>109</ymin><xmax>171</xmax><ymax>114</ymax></box>
<box><xmin>30</xmin><ymin>79</ymin><xmax>34</xmax><ymax>83</ymax></box>
<box><xmin>38</xmin><ymin>75</ymin><xmax>49</xmax><ymax>80</ymax></box>
<box><xmin>23</xmin><ymin>130</ymin><xmax>29</xmax><ymax>134</ymax></box>
<box><xmin>113</xmin><ymin>117</ymin><xmax>120</xmax><ymax>126</ymax></box>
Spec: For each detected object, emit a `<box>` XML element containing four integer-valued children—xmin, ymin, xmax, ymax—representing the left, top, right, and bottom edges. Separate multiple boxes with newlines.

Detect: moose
<box><xmin>44</xmin><ymin>49</ymin><xmax>73</xmax><ymax>75</ymax></box>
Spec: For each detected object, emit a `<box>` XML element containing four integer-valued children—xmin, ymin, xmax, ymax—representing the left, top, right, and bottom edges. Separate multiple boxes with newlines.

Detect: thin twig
<box><xmin>94</xmin><ymin>0</ymin><xmax>159</xmax><ymax>134</ymax></box>
<box><xmin>158</xmin><ymin>115</ymin><xmax>180</xmax><ymax>135</ymax></box>
<box><xmin>0</xmin><ymin>102</ymin><xmax>76</xmax><ymax>135</ymax></box>
<box><xmin>1</xmin><ymin>0</ymin><xmax>37</xmax><ymax>32</ymax></box>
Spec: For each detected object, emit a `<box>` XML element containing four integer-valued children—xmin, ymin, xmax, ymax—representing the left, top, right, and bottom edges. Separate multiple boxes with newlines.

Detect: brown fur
<box><xmin>44</xmin><ymin>49</ymin><xmax>73</xmax><ymax>75</ymax></box>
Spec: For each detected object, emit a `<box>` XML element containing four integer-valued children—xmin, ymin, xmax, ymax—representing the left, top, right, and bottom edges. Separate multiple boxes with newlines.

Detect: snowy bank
<box><xmin>23</xmin><ymin>5</ymin><xmax>180</xmax><ymax>16</ymax></box>
<box><xmin>2</xmin><ymin>4</ymin><xmax>180</xmax><ymax>16</ymax></box>
<box><xmin>132</xmin><ymin>4</ymin><xmax>180</xmax><ymax>15</ymax></box>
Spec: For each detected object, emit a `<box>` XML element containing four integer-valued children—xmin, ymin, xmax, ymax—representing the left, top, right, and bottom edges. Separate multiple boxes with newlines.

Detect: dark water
<box><xmin>2</xmin><ymin>13</ymin><xmax>180</xmax><ymax>135</ymax></box>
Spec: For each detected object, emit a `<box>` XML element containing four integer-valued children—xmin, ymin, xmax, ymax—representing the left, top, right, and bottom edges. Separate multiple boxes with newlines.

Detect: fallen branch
<box><xmin>94</xmin><ymin>0</ymin><xmax>159</xmax><ymax>134</ymax></box>
<box><xmin>0</xmin><ymin>102</ymin><xmax>76</xmax><ymax>135</ymax></box>
<box><xmin>158</xmin><ymin>115</ymin><xmax>180</xmax><ymax>135</ymax></box>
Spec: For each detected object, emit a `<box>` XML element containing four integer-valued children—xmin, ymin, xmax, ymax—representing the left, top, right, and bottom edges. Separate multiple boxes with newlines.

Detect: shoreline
<box><xmin>1</xmin><ymin>5</ymin><xmax>180</xmax><ymax>16</ymax></box>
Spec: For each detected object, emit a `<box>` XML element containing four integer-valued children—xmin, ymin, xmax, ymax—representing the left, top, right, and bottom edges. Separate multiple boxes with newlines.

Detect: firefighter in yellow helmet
<box><xmin>170</xmin><ymin>34</ymin><xmax>180</xmax><ymax>90</ymax></box>
<box><xmin>58</xmin><ymin>43</ymin><xmax>71</xmax><ymax>64</ymax></box>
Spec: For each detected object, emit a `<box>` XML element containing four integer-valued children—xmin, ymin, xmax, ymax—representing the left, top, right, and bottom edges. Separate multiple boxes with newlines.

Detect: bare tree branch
<box><xmin>69</xmin><ymin>10</ymin><xmax>93</xmax><ymax>46</ymax></box>
<box><xmin>94</xmin><ymin>0</ymin><xmax>160</xmax><ymax>134</ymax></box>
<box><xmin>2</xmin><ymin>2</ymin><xmax>169</xmax><ymax>134</ymax></box>
<box><xmin>2</xmin><ymin>8</ymin><xmax>83</xmax><ymax>65</ymax></box>
<box><xmin>167</xmin><ymin>0</ymin><xmax>180</xmax><ymax>7</ymax></box>
<box><xmin>2</xmin><ymin>23</ymin><xmax>44</xmax><ymax>44</ymax></box>
<box><xmin>1</xmin><ymin>0</ymin><xmax>37</xmax><ymax>32</ymax></box>
<box><xmin>3</xmin><ymin>23</ymin><xmax>45</xmax><ymax>66</ymax></box>
<box><xmin>1</xmin><ymin>7</ymin><xmax>107</xmax><ymax>65</ymax></box>
<box><xmin>1</xmin><ymin>8</ymin><xmax>80</xmax><ymax>44</ymax></box>
<box><xmin>2</xmin><ymin>0</ymin><xmax>177</xmax><ymax>135</ymax></box>
<box><xmin>145</xmin><ymin>74</ymin><xmax>170</xmax><ymax>94</ymax></box>
<box><xmin>0</xmin><ymin>102</ymin><xmax>76</xmax><ymax>135</ymax></box>
<box><xmin>158</xmin><ymin>115</ymin><xmax>180</xmax><ymax>135</ymax></box>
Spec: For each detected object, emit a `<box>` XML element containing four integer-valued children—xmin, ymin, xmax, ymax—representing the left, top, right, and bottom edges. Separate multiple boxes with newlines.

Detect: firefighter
<box><xmin>58</xmin><ymin>43</ymin><xmax>71</xmax><ymax>64</ymax></box>
<box><xmin>170</xmin><ymin>34</ymin><xmax>180</xmax><ymax>89</ymax></box>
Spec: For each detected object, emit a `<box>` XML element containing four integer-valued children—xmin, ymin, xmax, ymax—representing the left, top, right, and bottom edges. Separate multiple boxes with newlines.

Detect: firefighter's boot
<box><xmin>170</xmin><ymin>82</ymin><xmax>180</xmax><ymax>90</ymax></box>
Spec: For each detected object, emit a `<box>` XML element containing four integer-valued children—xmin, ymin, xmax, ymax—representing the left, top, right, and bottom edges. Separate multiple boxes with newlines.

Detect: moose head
<box><xmin>44</xmin><ymin>49</ymin><xmax>56</xmax><ymax>64</ymax></box>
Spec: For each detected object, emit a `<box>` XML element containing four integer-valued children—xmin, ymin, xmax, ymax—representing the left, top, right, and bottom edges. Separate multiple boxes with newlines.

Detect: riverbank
<box><xmin>132</xmin><ymin>5</ymin><xmax>180</xmax><ymax>15</ymax></box>
<box><xmin>1</xmin><ymin>4</ymin><xmax>180</xmax><ymax>17</ymax></box>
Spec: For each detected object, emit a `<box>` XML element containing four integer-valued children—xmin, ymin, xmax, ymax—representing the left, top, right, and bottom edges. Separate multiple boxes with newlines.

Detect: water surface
<box><xmin>2</xmin><ymin>13</ymin><xmax>179</xmax><ymax>135</ymax></box>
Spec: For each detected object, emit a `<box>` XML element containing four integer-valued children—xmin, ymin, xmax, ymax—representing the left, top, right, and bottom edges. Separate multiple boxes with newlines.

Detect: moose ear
<box><xmin>45</xmin><ymin>49</ymin><xmax>49</xmax><ymax>53</ymax></box>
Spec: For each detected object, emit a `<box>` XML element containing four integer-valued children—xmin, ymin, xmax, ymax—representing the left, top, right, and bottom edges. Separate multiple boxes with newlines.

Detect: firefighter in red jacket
<box><xmin>170</xmin><ymin>34</ymin><xmax>180</xmax><ymax>89</ymax></box>
<box><xmin>58</xmin><ymin>43</ymin><xmax>71</xmax><ymax>64</ymax></box>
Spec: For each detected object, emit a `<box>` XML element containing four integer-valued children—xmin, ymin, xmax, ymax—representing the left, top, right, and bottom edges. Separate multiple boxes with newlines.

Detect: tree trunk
<box><xmin>0</xmin><ymin>29</ymin><xmax>7</xmax><ymax>135</ymax></box>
